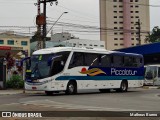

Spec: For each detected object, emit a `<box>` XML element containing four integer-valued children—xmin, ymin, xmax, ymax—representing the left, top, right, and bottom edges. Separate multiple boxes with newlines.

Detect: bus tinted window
<box><xmin>113</xmin><ymin>56</ymin><xmax>123</xmax><ymax>67</ymax></box>
<box><xmin>124</xmin><ymin>56</ymin><xmax>133</xmax><ymax>67</ymax></box>
<box><xmin>133</xmin><ymin>57</ymin><xmax>142</xmax><ymax>67</ymax></box>
<box><xmin>50</xmin><ymin>51</ymin><xmax>70</xmax><ymax>76</ymax></box>
<box><xmin>84</xmin><ymin>53</ymin><xmax>99</xmax><ymax>66</ymax></box>
<box><xmin>69</xmin><ymin>52</ymin><xmax>84</xmax><ymax>68</ymax></box>
<box><xmin>100</xmin><ymin>55</ymin><xmax>111</xmax><ymax>67</ymax></box>
<box><xmin>158</xmin><ymin>67</ymin><xmax>160</xmax><ymax>77</ymax></box>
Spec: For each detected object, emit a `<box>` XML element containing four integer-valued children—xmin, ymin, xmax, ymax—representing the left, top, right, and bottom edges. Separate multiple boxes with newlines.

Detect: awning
<box><xmin>0</xmin><ymin>46</ymin><xmax>23</xmax><ymax>57</ymax></box>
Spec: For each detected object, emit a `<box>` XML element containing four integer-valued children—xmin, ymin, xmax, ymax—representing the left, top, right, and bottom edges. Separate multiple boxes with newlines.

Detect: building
<box><xmin>0</xmin><ymin>31</ymin><xmax>30</xmax><ymax>58</ymax></box>
<box><xmin>62</xmin><ymin>39</ymin><xmax>105</xmax><ymax>49</ymax></box>
<box><xmin>31</xmin><ymin>39</ymin><xmax>105</xmax><ymax>53</ymax></box>
<box><xmin>100</xmin><ymin>0</ymin><xmax>150</xmax><ymax>50</ymax></box>
<box><xmin>51</xmin><ymin>32</ymin><xmax>79</xmax><ymax>42</ymax></box>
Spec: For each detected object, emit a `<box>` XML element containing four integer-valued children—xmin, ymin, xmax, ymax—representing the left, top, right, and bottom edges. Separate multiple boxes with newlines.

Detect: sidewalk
<box><xmin>0</xmin><ymin>89</ymin><xmax>44</xmax><ymax>95</ymax></box>
<box><xmin>0</xmin><ymin>89</ymin><xmax>23</xmax><ymax>95</ymax></box>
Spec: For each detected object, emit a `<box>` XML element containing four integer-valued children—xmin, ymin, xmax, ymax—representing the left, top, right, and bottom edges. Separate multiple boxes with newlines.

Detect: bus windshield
<box><xmin>30</xmin><ymin>51</ymin><xmax>70</xmax><ymax>80</ymax></box>
<box><xmin>31</xmin><ymin>54</ymin><xmax>54</xmax><ymax>79</ymax></box>
<box><xmin>145</xmin><ymin>66</ymin><xmax>157</xmax><ymax>80</ymax></box>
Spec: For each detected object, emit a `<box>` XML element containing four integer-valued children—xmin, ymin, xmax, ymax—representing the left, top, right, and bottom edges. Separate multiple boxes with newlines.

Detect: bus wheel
<box><xmin>45</xmin><ymin>91</ymin><xmax>53</xmax><ymax>96</ymax></box>
<box><xmin>120</xmin><ymin>80</ymin><xmax>128</xmax><ymax>92</ymax></box>
<box><xmin>99</xmin><ymin>89</ymin><xmax>110</xmax><ymax>93</ymax></box>
<box><xmin>65</xmin><ymin>81</ymin><xmax>77</xmax><ymax>95</ymax></box>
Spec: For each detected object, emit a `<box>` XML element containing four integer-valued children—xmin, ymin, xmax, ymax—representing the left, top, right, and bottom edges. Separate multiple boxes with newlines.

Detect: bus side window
<box><xmin>69</xmin><ymin>52</ymin><xmax>84</xmax><ymax>69</ymax></box>
<box><xmin>133</xmin><ymin>57</ymin><xmax>142</xmax><ymax>67</ymax></box>
<box><xmin>124</xmin><ymin>56</ymin><xmax>133</xmax><ymax>67</ymax></box>
<box><xmin>100</xmin><ymin>55</ymin><xmax>111</xmax><ymax>67</ymax></box>
<box><xmin>84</xmin><ymin>53</ymin><xmax>99</xmax><ymax>67</ymax></box>
<box><xmin>113</xmin><ymin>56</ymin><xmax>123</xmax><ymax>67</ymax></box>
<box><xmin>158</xmin><ymin>67</ymin><xmax>160</xmax><ymax>77</ymax></box>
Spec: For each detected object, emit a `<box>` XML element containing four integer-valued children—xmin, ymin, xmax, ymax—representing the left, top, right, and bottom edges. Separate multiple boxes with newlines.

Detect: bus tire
<box><xmin>99</xmin><ymin>89</ymin><xmax>110</xmax><ymax>93</ymax></box>
<box><xmin>45</xmin><ymin>91</ymin><xmax>53</xmax><ymax>96</ymax></box>
<box><xmin>119</xmin><ymin>80</ymin><xmax>128</xmax><ymax>92</ymax></box>
<box><xmin>65</xmin><ymin>81</ymin><xmax>77</xmax><ymax>95</ymax></box>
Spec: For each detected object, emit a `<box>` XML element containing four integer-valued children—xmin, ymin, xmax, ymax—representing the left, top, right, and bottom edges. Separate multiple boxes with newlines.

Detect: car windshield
<box><xmin>30</xmin><ymin>54</ymin><xmax>54</xmax><ymax>79</ymax></box>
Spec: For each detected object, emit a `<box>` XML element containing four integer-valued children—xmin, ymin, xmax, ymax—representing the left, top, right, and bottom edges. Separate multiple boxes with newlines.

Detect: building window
<box><xmin>114</xmin><ymin>38</ymin><xmax>118</xmax><ymax>40</ymax></box>
<box><xmin>8</xmin><ymin>40</ymin><xmax>14</xmax><ymax>45</ymax></box>
<box><xmin>21</xmin><ymin>41</ymin><xmax>28</xmax><ymax>46</ymax></box>
<box><xmin>0</xmin><ymin>40</ymin><xmax>4</xmax><ymax>44</ymax></box>
<box><xmin>120</xmin><ymin>44</ymin><xmax>124</xmax><ymax>46</ymax></box>
<box><xmin>114</xmin><ymin>43</ymin><xmax>118</xmax><ymax>46</ymax></box>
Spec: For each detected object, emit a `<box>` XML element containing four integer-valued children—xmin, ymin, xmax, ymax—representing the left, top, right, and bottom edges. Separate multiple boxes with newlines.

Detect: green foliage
<box><xmin>146</xmin><ymin>26</ymin><xmax>160</xmax><ymax>43</ymax></box>
<box><xmin>6</xmin><ymin>75</ymin><xmax>24</xmax><ymax>89</ymax></box>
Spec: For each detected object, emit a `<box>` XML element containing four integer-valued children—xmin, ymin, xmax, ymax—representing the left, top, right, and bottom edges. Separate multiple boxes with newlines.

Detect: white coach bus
<box><xmin>25</xmin><ymin>47</ymin><xmax>144</xmax><ymax>95</ymax></box>
<box><xmin>144</xmin><ymin>64</ymin><xmax>160</xmax><ymax>86</ymax></box>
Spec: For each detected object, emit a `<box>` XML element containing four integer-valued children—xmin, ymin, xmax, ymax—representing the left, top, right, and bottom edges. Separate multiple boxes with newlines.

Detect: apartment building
<box><xmin>100</xmin><ymin>0</ymin><xmax>150</xmax><ymax>50</ymax></box>
<box><xmin>0</xmin><ymin>31</ymin><xmax>30</xmax><ymax>58</ymax></box>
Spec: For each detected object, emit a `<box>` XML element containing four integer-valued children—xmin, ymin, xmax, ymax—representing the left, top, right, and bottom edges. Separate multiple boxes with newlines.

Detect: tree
<box><xmin>5</xmin><ymin>52</ymin><xmax>15</xmax><ymax>70</ymax></box>
<box><xmin>145</xmin><ymin>26</ymin><xmax>160</xmax><ymax>43</ymax></box>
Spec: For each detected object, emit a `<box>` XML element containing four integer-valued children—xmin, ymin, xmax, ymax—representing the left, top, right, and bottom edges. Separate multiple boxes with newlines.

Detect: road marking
<box><xmin>22</xmin><ymin>99</ymin><xmax>140</xmax><ymax>111</ymax></box>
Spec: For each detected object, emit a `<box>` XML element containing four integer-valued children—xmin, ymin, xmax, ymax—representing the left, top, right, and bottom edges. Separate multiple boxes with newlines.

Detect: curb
<box><xmin>143</xmin><ymin>86</ymin><xmax>160</xmax><ymax>89</ymax></box>
<box><xmin>0</xmin><ymin>90</ymin><xmax>44</xmax><ymax>95</ymax></box>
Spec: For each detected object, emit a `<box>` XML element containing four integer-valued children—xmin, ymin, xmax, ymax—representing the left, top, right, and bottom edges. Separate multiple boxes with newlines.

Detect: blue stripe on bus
<box><xmin>55</xmin><ymin>76</ymin><xmax>144</xmax><ymax>81</ymax></box>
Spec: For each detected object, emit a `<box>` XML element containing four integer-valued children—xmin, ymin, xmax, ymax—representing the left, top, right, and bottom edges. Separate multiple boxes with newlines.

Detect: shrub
<box><xmin>6</xmin><ymin>75</ymin><xmax>24</xmax><ymax>89</ymax></box>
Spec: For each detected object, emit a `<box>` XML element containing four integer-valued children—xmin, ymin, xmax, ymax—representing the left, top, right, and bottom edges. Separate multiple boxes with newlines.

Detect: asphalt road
<box><xmin>0</xmin><ymin>88</ymin><xmax>160</xmax><ymax>120</ymax></box>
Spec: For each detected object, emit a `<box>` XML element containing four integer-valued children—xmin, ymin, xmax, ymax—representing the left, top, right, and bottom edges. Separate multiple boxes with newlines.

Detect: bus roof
<box><xmin>32</xmin><ymin>47</ymin><xmax>143</xmax><ymax>57</ymax></box>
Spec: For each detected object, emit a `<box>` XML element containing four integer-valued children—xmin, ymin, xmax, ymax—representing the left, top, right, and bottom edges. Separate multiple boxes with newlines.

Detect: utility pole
<box><xmin>136</xmin><ymin>19</ymin><xmax>141</xmax><ymax>45</ymax></box>
<box><xmin>36</xmin><ymin>0</ymin><xmax>58</xmax><ymax>49</ymax></box>
<box><xmin>42</xmin><ymin>0</ymin><xmax>47</xmax><ymax>48</ymax></box>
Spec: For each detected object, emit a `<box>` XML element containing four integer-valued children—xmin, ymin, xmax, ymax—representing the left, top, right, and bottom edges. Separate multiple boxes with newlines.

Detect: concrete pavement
<box><xmin>0</xmin><ymin>86</ymin><xmax>159</xmax><ymax>95</ymax></box>
<box><xmin>0</xmin><ymin>89</ymin><xmax>44</xmax><ymax>95</ymax></box>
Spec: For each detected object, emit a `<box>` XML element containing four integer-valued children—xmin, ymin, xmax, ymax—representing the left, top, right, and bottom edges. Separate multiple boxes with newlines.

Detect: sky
<box><xmin>0</xmin><ymin>0</ymin><xmax>159</xmax><ymax>40</ymax></box>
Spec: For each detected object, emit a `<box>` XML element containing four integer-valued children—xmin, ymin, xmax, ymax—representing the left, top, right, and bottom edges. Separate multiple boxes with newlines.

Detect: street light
<box><xmin>46</xmin><ymin>12</ymin><xmax>68</xmax><ymax>36</ymax></box>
